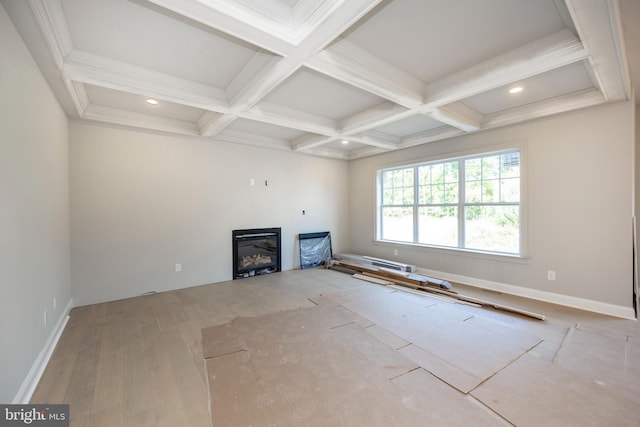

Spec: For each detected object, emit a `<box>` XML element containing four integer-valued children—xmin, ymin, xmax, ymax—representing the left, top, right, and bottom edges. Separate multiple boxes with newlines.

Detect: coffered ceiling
<box><xmin>2</xmin><ymin>0</ymin><xmax>636</xmax><ymax>160</ymax></box>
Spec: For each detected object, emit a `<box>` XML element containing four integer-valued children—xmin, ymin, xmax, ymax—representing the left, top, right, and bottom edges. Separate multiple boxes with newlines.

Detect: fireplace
<box><xmin>232</xmin><ymin>227</ymin><xmax>281</xmax><ymax>279</ymax></box>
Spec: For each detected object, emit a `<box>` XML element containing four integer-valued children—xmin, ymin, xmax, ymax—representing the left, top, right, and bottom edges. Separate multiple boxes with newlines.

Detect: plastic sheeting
<box><xmin>299</xmin><ymin>232</ymin><xmax>332</xmax><ymax>269</ymax></box>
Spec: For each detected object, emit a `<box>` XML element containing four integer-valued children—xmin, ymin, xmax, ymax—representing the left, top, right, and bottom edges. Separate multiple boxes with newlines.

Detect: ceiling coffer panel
<box><xmin>2</xmin><ymin>0</ymin><xmax>633</xmax><ymax>160</ymax></box>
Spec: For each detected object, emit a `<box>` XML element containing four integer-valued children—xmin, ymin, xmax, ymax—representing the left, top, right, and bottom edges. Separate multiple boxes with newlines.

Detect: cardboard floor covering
<box><xmin>553</xmin><ymin>323</ymin><xmax>640</xmax><ymax>396</ymax></box>
<box><xmin>471</xmin><ymin>352</ymin><xmax>639</xmax><ymax>426</ymax></box>
<box><xmin>312</xmin><ymin>285</ymin><xmax>542</xmax><ymax>393</ymax></box>
<box><xmin>203</xmin><ymin>303</ymin><xmax>507</xmax><ymax>426</ymax></box>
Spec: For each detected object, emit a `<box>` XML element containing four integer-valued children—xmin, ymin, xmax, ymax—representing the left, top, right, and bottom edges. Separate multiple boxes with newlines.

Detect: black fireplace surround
<box><xmin>232</xmin><ymin>227</ymin><xmax>281</xmax><ymax>279</ymax></box>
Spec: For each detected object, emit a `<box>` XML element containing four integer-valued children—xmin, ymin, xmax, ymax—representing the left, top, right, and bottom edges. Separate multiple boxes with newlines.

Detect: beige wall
<box><xmin>70</xmin><ymin>122</ymin><xmax>350</xmax><ymax>306</ymax></box>
<box><xmin>349</xmin><ymin>101</ymin><xmax>635</xmax><ymax>315</ymax></box>
<box><xmin>0</xmin><ymin>4</ymin><xmax>71</xmax><ymax>402</ymax></box>
<box><xmin>635</xmin><ymin>103</ymin><xmax>639</xmax><ymax>313</ymax></box>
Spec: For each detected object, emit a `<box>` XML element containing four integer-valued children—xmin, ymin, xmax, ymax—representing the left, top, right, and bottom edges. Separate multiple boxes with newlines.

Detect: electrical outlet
<box><xmin>393</xmin><ymin>249</ymin><xmax>399</xmax><ymax>256</ymax></box>
<box><xmin>175</xmin><ymin>263</ymin><xmax>182</xmax><ymax>272</ymax></box>
<box><xmin>547</xmin><ymin>270</ymin><xmax>556</xmax><ymax>280</ymax></box>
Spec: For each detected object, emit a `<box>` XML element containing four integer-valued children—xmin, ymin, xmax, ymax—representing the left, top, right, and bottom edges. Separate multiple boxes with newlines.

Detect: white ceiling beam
<box><xmin>225</xmin><ymin>49</ymin><xmax>281</xmax><ymax>104</ymax></box>
<box><xmin>228</xmin><ymin>0</ymin><xmax>383</xmax><ymax>111</ymax></box>
<box><xmin>293</xmin><ymin>0</ymin><xmax>347</xmax><ymax>41</ymax></box>
<box><xmin>142</xmin><ymin>0</ymin><xmax>297</xmax><ymax>56</ymax></box>
<box><xmin>339</xmin><ymin>102</ymin><xmax>414</xmax><ymax>135</ymax></box>
<box><xmin>426</xmin><ymin>102</ymin><xmax>484</xmax><ymax>132</ymax></box>
<box><xmin>242</xmin><ymin>101</ymin><xmax>337</xmax><ymax>136</ymax></box>
<box><xmin>481</xmin><ymin>88</ymin><xmax>606</xmax><ymax>129</ymax></box>
<box><xmin>565</xmin><ymin>0</ymin><xmax>630</xmax><ymax>101</ymax></box>
<box><xmin>299</xmin><ymin>146</ymin><xmax>351</xmax><ymax>160</ymax></box>
<box><xmin>63</xmin><ymin>50</ymin><xmax>230</xmax><ymax>113</ymax></box>
<box><xmin>28</xmin><ymin>0</ymin><xmax>72</xmax><ymax>69</ymax></box>
<box><xmin>291</xmin><ymin>133</ymin><xmax>337</xmax><ymax>151</ymax></box>
<box><xmin>229</xmin><ymin>0</ymin><xmax>294</xmax><ymax>28</ymax></box>
<box><xmin>347</xmin><ymin>146</ymin><xmax>392</xmax><ymax>160</ymax></box>
<box><xmin>142</xmin><ymin>1</ymin><xmax>366</xmax><ymax>56</ymax></box>
<box><xmin>305</xmin><ymin>38</ymin><xmax>426</xmax><ymax>109</ymax></box>
<box><xmin>424</xmin><ymin>29</ymin><xmax>588</xmax><ymax>107</ymax></box>
<box><xmin>202</xmin><ymin>0</ymin><xmax>383</xmax><ymax>138</ymax></box>
<box><xmin>399</xmin><ymin>126</ymin><xmax>466</xmax><ymax>149</ymax></box>
<box><xmin>197</xmin><ymin>111</ymin><xmax>223</xmax><ymax>135</ymax></box>
<box><xmin>200</xmin><ymin>114</ymin><xmax>239</xmax><ymax>137</ymax></box>
<box><xmin>346</xmin><ymin>131</ymin><xmax>399</xmax><ymax>150</ymax></box>
<box><xmin>82</xmin><ymin>104</ymin><xmax>200</xmax><ymax>136</ymax></box>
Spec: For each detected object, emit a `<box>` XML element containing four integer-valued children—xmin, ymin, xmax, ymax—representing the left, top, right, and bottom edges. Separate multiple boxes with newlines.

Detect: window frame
<box><xmin>376</xmin><ymin>145</ymin><xmax>526</xmax><ymax>258</ymax></box>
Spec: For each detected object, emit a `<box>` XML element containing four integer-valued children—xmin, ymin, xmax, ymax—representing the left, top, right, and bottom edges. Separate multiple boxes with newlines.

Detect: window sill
<box><xmin>373</xmin><ymin>240</ymin><xmax>530</xmax><ymax>264</ymax></box>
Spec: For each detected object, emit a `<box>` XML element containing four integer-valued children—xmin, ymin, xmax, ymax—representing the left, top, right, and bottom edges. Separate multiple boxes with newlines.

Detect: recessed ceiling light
<box><xmin>146</xmin><ymin>98</ymin><xmax>159</xmax><ymax>105</ymax></box>
<box><xmin>341</xmin><ymin>140</ymin><xmax>349</xmax><ymax>144</ymax></box>
<box><xmin>509</xmin><ymin>87</ymin><xmax>523</xmax><ymax>94</ymax></box>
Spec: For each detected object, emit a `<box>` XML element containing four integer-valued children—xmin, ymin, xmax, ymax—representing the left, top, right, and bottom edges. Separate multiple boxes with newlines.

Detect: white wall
<box><xmin>0</xmin><ymin>4</ymin><xmax>71</xmax><ymax>402</ymax></box>
<box><xmin>70</xmin><ymin>122</ymin><xmax>350</xmax><ymax>306</ymax></box>
<box><xmin>349</xmin><ymin>101</ymin><xmax>635</xmax><ymax>315</ymax></box>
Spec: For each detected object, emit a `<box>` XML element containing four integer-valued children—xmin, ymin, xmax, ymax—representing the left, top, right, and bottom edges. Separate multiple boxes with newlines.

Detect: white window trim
<box><xmin>375</xmin><ymin>141</ymin><xmax>528</xmax><ymax>258</ymax></box>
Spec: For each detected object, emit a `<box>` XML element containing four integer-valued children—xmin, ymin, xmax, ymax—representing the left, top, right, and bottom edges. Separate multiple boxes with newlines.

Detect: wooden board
<box><xmin>329</xmin><ymin>259</ymin><xmax>451</xmax><ymax>289</ymax></box>
<box><xmin>362</xmin><ymin>271</ymin><xmax>545</xmax><ymax>320</ymax></box>
<box><xmin>352</xmin><ymin>273</ymin><xmax>395</xmax><ymax>286</ymax></box>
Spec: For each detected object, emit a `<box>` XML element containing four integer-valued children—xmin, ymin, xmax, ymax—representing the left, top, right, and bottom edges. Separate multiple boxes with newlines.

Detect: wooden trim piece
<box><xmin>372</xmin><ymin>273</ymin><xmax>545</xmax><ymax>321</ymax></box>
<box><xmin>352</xmin><ymin>273</ymin><xmax>395</xmax><ymax>286</ymax></box>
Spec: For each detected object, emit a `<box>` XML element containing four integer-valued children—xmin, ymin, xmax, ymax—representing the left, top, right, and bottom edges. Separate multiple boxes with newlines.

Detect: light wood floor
<box><xmin>30</xmin><ymin>268</ymin><xmax>639</xmax><ymax>426</ymax></box>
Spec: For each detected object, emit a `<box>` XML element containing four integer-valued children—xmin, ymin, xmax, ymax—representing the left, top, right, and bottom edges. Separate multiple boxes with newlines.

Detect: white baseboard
<box><xmin>12</xmin><ymin>299</ymin><xmax>74</xmax><ymax>404</ymax></box>
<box><xmin>416</xmin><ymin>267</ymin><xmax>636</xmax><ymax>320</ymax></box>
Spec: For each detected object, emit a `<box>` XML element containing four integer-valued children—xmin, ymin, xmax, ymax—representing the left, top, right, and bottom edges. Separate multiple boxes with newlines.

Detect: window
<box><xmin>378</xmin><ymin>149</ymin><xmax>521</xmax><ymax>255</ymax></box>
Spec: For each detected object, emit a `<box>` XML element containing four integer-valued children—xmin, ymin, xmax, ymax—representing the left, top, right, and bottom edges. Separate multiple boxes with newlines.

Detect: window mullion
<box><xmin>458</xmin><ymin>159</ymin><xmax>465</xmax><ymax>249</ymax></box>
<box><xmin>413</xmin><ymin>166</ymin><xmax>419</xmax><ymax>243</ymax></box>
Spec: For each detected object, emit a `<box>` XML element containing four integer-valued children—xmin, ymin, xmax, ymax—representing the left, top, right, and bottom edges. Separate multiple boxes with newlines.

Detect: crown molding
<box><xmin>347</xmin><ymin>146</ymin><xmax>392</xmax><ymax>160</ymax></box>
<box><xmin>64</xmin><ymin>79</ymin><xmax>89</xmax><ymax>116</ymax></box>
<box><xmin>301</xmin><ymin>146</ymin><xmax>351</xmax><ymax>160</ymax></box>
<box><xmin>565</xmin><ymin>0</ymin><xmax>631</xmax><ymax>101</ymax></box>
<box><xmin>213</xmin><ymin>128</ymin><xmax>292</xmax><ymax>151</ymax></box>
<box><xmin>82</xmin><ymin>105</ymin><xmax>200</xmax><ymax>136</ymax></box>
<box><xmin>481</xmin><ymin>88</ymin><xmax>606</xmax><ymax>129</ymax></box>
<box><xmin>63</xmin><ymin>50</ymin><xmax>229</xmax><ymax>113</ymax></box>
<box><xmin>27</xmin><ymin>0</ymin><xmax>72</xmax><ymax>69</ymax></box>
<box><xmin>424</xmin><ymin>30</ymin><xmax>588</xmax><ymax>107</ymax></box>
